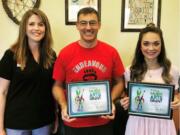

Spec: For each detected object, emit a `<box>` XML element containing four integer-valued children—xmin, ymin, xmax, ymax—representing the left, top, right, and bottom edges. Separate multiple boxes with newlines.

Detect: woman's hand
<box><xmin>0</xmin><ymin>129</ymin><xmax>6</xmax><ymax>135</ymax></box>
<box><xmin>120</xmin><ymin>97</ymin><xmax>129</xmax><ymax>110</ymax></box>
<box><xmin>171</xmin><ymin>94</ymin><xmax>180</xmax><ymax>109</ymax></box>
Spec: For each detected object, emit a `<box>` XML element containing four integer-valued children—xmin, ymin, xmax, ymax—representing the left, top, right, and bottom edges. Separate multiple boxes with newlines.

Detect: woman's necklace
<box><xmin>145</xmin><ymin>59</ymin><xmax>161</xmax><ymax>78</ymax></box>
<box><xmin>147</xmin><ymin>70</ymin><xmax>152</xmax><ymax>78</ymax></box>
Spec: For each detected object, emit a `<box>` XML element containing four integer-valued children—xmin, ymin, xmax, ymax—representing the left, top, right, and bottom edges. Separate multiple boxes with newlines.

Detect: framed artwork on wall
<box><xmin>65</xmin><ymin>0</ymin><xmax>101</xmax><ymax>25</ymax></box>
<box><xmin>121</xmin><ymin>0</ymin><xmax>161</xmax><ymax>32</ymax></box>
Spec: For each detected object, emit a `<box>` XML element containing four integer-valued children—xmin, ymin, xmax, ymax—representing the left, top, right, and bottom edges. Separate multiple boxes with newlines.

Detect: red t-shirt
<box><xmin>53</xmin><ymin>40</ymin><xmax>124</xmax><ymax>127</ymax></box>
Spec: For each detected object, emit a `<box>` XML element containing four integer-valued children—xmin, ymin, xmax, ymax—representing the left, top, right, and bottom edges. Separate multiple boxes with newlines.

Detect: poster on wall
<box><xmin>121</xmin><ymin>0</ymin><xmax>161</xmax><ymax>32</ymax></box>
<box><xmin>65</xmin><ymin>0</ymin><xmax>101</xmax><ymax>25</ymax></box>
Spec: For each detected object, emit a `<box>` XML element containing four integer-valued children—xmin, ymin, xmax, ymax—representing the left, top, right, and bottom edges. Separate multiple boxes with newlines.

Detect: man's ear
<box><xmin>76</xmin><ymin>22</ymin><xmax>79</xmax><ymax>30</ymax></box>
<box><xmin>98</xmin><ymin>22</ymin><xmax>101</xmax><ymax>28</ymax></box>
<box><xmin>97</xmin><ymin>21</ymin><xmax>101</xmax><ymax>29</ymax></box>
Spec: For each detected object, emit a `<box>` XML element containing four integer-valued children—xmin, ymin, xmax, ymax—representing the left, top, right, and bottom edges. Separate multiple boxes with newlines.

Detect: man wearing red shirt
<box><xmin>53</xmin><ymin>7</ymin><xmax>125</xmax><ymax>135</ymax></box>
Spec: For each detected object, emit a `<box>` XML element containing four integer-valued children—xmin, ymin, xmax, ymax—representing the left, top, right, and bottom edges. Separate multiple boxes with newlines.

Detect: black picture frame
<box><xmin>128</xmin><ymin>82</ymin><xmax>174</xmax><ymax>119</ymax></box>
<box><xmin>65</xmin><ymin>0</ymin><xmax>101</xmax><ymax>25</ymax></box>
<box><xmin>67</xmin><ymin>80</ymin><xmax>112</xmax><ymax>118</ymax></box>
<box><xmin>121</xmin><ymin>0</ymin><xmax>161</xmax><ymax>32</ymax></box>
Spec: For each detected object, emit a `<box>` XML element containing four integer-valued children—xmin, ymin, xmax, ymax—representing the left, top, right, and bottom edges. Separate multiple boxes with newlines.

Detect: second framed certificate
<box><xmin>128</xmin><ymin>82</ymin><xmax>174</xmax><ymax>119</ymax></box>
<box><xmin>67</xmin><ymin>81</ymin><xmax>111</xmax><ymax>117</ymax></box>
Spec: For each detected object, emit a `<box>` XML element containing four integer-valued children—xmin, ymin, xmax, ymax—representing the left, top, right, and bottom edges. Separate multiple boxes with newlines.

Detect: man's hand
<box><xmin>101</xmin><ymin>102</ymin><xmax>115</xmax><ymax>120</ymax></box>
<box><xmin>61</xmin><ymin>106</ymin><xmax>76</xmax><ymax>123</ymax></box>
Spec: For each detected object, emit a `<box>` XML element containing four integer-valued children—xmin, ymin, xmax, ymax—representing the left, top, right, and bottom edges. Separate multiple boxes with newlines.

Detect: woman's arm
<box><xmin>0</xmin><ymin>77</ymin><xmax>10</xmax><ymax>135</ymax></box>
<box><xmin>171</xmin><ymin>90</ymin><xmax>180</xmax><ymax>109</ymax></box>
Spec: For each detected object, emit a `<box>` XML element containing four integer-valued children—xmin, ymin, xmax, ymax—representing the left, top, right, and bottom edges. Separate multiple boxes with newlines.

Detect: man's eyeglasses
<box><xmin>78</xmin><ymin>20</ymin><xmax>98</xmax><ymax>27</ymax></box>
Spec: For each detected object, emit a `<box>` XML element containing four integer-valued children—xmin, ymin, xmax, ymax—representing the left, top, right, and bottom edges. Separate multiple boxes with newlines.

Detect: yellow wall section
<box><xmin>0</xmin><ymin>0</ymin><xmax>179</xmax><ymax>68</ymax></box>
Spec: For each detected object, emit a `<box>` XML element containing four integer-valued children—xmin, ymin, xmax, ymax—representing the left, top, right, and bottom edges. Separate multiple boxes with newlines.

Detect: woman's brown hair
<box><xmin>130</xmin><ymin>23</ymin><xmax>172</xmax><ymax>83</ymax></box>
<box><xmin>11</xmin><ymin>8</ymin><xmax>54</xmax><ymax>70</ymax></box>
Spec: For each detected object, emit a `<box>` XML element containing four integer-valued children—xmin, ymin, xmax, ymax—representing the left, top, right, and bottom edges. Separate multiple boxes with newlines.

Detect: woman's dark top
<box><xmin>0</xmin><ymin>49</ymin><xmax>56</xmax><ymax>129</ymax></box>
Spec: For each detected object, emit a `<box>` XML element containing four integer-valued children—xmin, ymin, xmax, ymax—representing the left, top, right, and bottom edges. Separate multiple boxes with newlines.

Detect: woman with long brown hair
<box><xmin>120</xmin><ymin>23</ymin><xmax>180</xmax><ymax>135</ymax></box>
<box><xmin>0</xmin><ymin>9</ymin><xmax>56</xmax><ymax>135</ymax></box>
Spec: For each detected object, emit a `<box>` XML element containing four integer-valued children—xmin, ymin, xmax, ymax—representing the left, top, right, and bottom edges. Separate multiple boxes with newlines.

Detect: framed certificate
<box><xmin>128</xmin><ymin>82</ymin><xmax>174</xmax><ymax>119</ymax></box>
<box><xmin>67</xmin><ymin>81</ymin><xmax>111</xmax><ymax>117</ymax></box>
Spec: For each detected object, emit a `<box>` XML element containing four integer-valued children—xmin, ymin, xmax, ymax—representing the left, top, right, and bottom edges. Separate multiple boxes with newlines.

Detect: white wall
<box><xmin>0</xmin><ymin>1</ymin><xmax>18</xmax><ymax>58</ymax></box>
<box><xmin>178</xmin><ymin>0</ymin><xmax>180</xmax><ymax>68</ymax></box>
<box><xmin>0</xmin><ymin>0</ymin><xmax>179</xmax><ymax>68</ymax></box>
<box><xmin>160</xmin><ymin>0</ymin><xmax>180</xmax><ymax>68</ymax></box>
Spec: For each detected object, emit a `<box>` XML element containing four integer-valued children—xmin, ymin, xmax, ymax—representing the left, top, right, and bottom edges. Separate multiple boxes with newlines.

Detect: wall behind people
<box><xmin>0</xmin><ymin>0</ymin><xmax>179</xmax><ymax>68</ymax></box>
<box><xmin>179</xmin><ymin>0</ymin><xmax>180</xmax><ymax>68</ymax></box>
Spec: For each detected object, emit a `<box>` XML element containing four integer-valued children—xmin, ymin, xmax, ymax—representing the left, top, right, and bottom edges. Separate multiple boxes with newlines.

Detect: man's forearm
<box><xmin>52</xmin><ymin>82</ymin><xmax>67</xmax><ymax>109</ymax></box>
<box><xmin>111</xmin><ymin>76</ymin><xmax>125</xmax><ymax>102</ymax></box>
